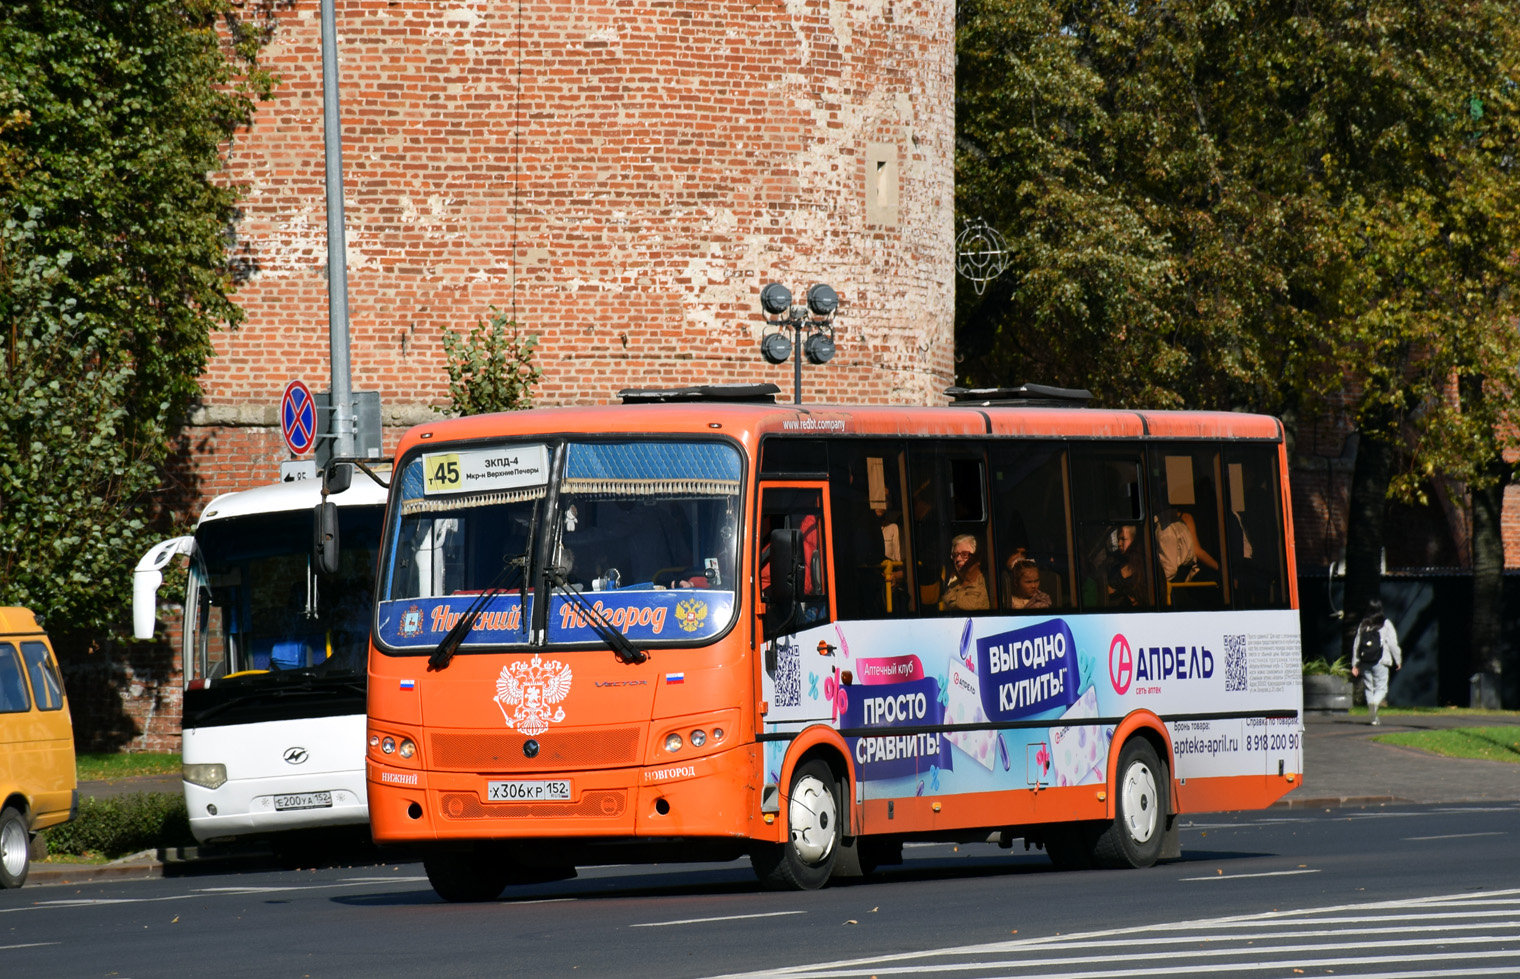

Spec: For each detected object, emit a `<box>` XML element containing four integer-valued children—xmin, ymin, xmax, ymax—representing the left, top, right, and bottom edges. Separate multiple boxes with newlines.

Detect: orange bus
<box><xmin>366</xmin><ymin>384</ymin><xmax>1302</xmax><ymax>900</ymax></box>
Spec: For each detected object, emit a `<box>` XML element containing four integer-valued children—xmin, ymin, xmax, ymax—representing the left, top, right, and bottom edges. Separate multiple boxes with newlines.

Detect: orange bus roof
<box><xmin>396</xmin><ymin>402</ymin><xmax>1282</xmax><ymax>458</ymax></box>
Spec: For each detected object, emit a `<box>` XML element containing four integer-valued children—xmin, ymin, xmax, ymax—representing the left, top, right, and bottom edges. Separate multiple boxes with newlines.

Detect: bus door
<box><xmin>756</xmin><ymin>483</ymin><xmax>836</xmax><ymax>725</ymax></box>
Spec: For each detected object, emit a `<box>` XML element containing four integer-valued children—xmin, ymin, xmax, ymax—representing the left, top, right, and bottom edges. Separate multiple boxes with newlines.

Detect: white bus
<box><xmin>133</xmin><ymin>469</ymin><xmax>387</xmax><ymax>857</ymax></box>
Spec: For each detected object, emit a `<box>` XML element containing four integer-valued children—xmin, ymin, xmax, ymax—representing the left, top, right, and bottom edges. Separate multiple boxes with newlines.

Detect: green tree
<box><xmin>435</xmin><ymin>306</ymin><xmax>542</xmax><ymax>416</ymax></box>
<box><xmin>957</xmin><ymin>1</ymin><xmax>1520</xmax><ymax>702</ymax></box>
<box><xmin>955</xmin><ymin>0</ymin><xmax>1304</xmax><ymax>412</ymax></box>
<box><xmin>0</xmin><ymin>1</ymin><xmax>275</xmax><ymax>633</ymax></box>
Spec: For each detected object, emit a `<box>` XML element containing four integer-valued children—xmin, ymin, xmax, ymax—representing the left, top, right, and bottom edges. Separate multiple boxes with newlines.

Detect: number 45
<box><xmin>430</xmin><ymin>457</ymin><xmax>460</xmax><ymax>486</ymax></box>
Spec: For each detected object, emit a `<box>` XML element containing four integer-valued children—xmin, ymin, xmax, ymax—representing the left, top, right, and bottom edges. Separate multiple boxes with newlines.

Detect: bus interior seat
<box><xmin>1038</xmin><ymin>567</ymin><xmax>1064</xmax><ymax>606</ymax></box>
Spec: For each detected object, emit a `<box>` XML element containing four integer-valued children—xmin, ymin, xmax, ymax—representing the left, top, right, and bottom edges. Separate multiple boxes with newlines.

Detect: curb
<box><xmin>1273</xmin><ymin>795</ymin><xmax>1400</xmax><ymax>809</ymax></box>
<box><xmin>27</xmin><ymin>844</ymin><xmax>277</xmax><ymax>887</ymax></box>
<box><xmin>28</xmin><ymin>859</ymin><xmax>163</xmax><ymax>886</ymax></box>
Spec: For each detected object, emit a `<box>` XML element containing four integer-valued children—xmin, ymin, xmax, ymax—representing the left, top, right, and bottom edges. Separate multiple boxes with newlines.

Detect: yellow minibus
<box><xmin>0</xmin><ymin>607</ymin><xmax>77</xmax><ymax>888</ymax></box>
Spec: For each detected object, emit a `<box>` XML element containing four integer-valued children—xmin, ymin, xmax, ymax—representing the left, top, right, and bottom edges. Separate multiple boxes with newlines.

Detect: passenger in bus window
<box><xmin>1006</xmin><ymin>559</ymin><xmax>1051</xmax><ymax>609</ymax></box>
<box><xmin>1154</xmin><ymin>507</ymin><xmax>1218</xmax><ymax>583</ymax></box>
<box><xmin>874</xmin><ymin>504</ymin><xmax>906</xmax><ymax>606</ymax></box>
<box><xmin>1088</xmin><ymin>523</ymin><xmax>1145</xmax><ymax>607</ymax></box>
<box><xmin>941</xmin><ymin>534</ymin><xmax>990</xmax><ymax>611</ymax></box>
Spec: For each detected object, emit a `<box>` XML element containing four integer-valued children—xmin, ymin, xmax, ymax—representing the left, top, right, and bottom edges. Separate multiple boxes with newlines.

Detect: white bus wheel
<box><xmin>751</xmin><ymin>759</ymin><xmax>841</xmax><ymax>890</ymax></box>
<box><xmin>1093</xmin><ymin>738</ymin><xmax>1167</xmax><ymax>869</ymax></box>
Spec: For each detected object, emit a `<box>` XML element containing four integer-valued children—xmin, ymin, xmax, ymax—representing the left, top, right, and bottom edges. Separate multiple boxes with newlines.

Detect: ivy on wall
<box><xmin>0</xmin><ymin>1</ymin><xmax>278</xmax><ymax>633</ymax></box>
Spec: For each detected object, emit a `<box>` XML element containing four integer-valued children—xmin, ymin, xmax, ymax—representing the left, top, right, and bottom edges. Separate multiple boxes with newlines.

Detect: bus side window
<box><xmin>1223</xmin><ymin>445</ymin><xmax>1289</xmax><ymax>609</ymax></box>
<box><xmin>1071</xmin><ymin>448</ymin><xmax>1153</xmax><ymax>610</ymax></box>
<box><xmin>0</xmin><ymin>644</ymin><xmax>30</xmax><ymax>713</ymax></box>
<box><xmin>908</xmin><ymin>447</ymin><xmax>993</xmax><ymax>613</ymax></box>
<box><xmin>758</xmin><ymin>486</ymin><xmax>831</xmax><ymax>639</ymax></box>
<box><xmin>19</xmin><ymin>642</ymin><xmax>64</xmax><ymax>711</ymax></box>
<box><xmin>1148</xmin><ymin>445</ymin><xmax>1225</xmax><ymax>610</ymax></box>
<box><xmin>828</xmin><ymin>441</ymin><xmax>911</xmax><ymax>618</ymax></box>
<box><xmin>989</xmin><ymin>441</ymin><xmax>1074</xmax><ymax>610</ymax></box>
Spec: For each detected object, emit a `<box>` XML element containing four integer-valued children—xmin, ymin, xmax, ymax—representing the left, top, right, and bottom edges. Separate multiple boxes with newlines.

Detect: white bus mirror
<box><xmin>132</xmin><ymin>536</ymin><xmax>194</xmax><ymax>640</ymax></box>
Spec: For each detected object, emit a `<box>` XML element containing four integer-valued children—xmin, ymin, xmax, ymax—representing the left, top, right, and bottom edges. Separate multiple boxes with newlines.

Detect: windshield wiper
<box><xmin>428</xmin><ymin>556</ymin><xmax>526</xmax><ymax>672</ymax></box>
<box><xmin>545</xmin><ymin>568</ymin><xmax>647</xmax><ymax>665</ymax></box>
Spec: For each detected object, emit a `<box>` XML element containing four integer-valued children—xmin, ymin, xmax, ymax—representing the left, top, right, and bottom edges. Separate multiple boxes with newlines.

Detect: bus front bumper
<box><xmin>184</xmin><ymin>772</ymin><xmax>369</xmax><ymax>843</ymax></box>
<box><xmin>367</xmin><ymin>743</ymin><xmax>760</xmax><ymax>845</ymax></box>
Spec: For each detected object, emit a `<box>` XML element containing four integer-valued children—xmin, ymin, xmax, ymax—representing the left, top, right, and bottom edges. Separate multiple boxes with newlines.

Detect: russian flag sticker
<box><xmin>400</xmin><ymin>679</ymin><xmax>416</xmax><ymax>690</ymax></box>
<box><xmin>665</xmin><ymin>673</ymin><xmax>685</xmax><ymax>684</ymax></box>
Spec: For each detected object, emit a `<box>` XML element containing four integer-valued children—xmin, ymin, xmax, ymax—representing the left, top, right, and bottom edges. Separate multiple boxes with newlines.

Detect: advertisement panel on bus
<box><xmin>761</xmin><ymin>609</ymin><xmax>1303</xmax><ymax>800</ymax></box>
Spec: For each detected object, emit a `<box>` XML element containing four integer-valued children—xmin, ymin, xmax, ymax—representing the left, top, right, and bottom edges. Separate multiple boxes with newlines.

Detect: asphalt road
<box><xmin>5</xmin><ymin>802</ymin><xmax>1519</xmax><ymax>979</ymax></box>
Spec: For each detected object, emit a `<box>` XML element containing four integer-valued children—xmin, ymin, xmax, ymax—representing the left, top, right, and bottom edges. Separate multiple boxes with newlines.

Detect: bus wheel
<box><xmin>1093</xmin><ymin>738</ymin><xmax>1167</xmax><ymax>869</ymax></box>
<box><xmin>0</xmin><ymin>807</ymin><xmax>29</xmax><ymax>889</ymax></box>
<box><xmin>424</xmin><ymin>850</ymin><xmax>509</xmax><ymax>903</ymax></box>
<box><xmin>752</xmin><ymin>759</ymin><xmax>841</xmax><ymax>890</ymax></box>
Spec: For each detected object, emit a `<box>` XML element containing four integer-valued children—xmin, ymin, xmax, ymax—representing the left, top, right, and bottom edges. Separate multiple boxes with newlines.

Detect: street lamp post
<box><xmin>758</xmin><ymin>282</ymin><xmax>839</xmax><ymax>405</ymax></box>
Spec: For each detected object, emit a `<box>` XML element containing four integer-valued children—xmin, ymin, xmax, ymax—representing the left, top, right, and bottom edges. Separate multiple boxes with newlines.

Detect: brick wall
<box><xmin>57</xmin><ymin>617</ymin><xmax>184</xmax><ymax>753</ymax></box>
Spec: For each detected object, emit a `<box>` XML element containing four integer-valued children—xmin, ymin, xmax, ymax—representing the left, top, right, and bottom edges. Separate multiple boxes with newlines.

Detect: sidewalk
<box><xmin>25</xmin><ymin>711</ymin><xmax>1520</xmax><ymax>886</ymax></box>
<box><xmin>1289</xmin><ymin>709</ymin><xmax>1520</xmax><ymax>807</ymax></box>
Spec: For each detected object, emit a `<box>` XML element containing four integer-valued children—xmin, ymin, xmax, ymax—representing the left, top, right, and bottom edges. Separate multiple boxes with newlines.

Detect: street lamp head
<box><xmin>806</xmin><ymin>283</ymin><xmax>838</xmax><ymax>317</ymax></box>
<box><xmin>803</xmin><ymin>332</ymin><xmax>835</xmax><ymax>365</ymax></box>
<box><xmin>760</xmin><ymin>283</ymin><xmax>793</xmax><ymax>316</ymax></box>
<box><xmin>760</xmin><ymin>331</ymin><xmax>793</xmax><ymax>364</ymax></box>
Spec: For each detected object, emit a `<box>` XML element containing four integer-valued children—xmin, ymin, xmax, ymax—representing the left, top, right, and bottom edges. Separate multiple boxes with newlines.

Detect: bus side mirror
<box><xmin>763</xmin><ymin>528</ymin><xmax>803</xmax><ymax>637</ymax></box>
<box><xmin>324</xmin><ymin>461</ymin><xmax>353</xmax><ymax>495</ymax></box>
<box><xmin>314</xmin><ymin>501</ymin><xmax>340</xmax><ymax>576</ymax></box>
<box><xmin>131</xmin><ymin>536</ymin><xmax>194</xmax><ymax>640</ymax></box>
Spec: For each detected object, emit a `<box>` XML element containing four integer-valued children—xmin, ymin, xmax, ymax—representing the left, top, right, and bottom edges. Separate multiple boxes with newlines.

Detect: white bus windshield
<box><xmin>189</xmin><ymin>508</ymin><xmax>384</xmax><ymax>683</ymax></box>
<box><xmin>379</xmin><ymin>439</ymin><xmax>743</xmax><ymax>650</ymax></box>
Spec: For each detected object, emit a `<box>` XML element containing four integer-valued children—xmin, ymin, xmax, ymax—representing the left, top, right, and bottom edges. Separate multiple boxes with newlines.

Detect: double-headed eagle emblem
<box><xmin>493</xmin><ymin>653</ymin><xmax>573</xmax><ymax>736</ymax></box>
<box><xmin>675</xmin><ymin>598</ymin><xmax>708</xmax><ymax>633</ymax></box>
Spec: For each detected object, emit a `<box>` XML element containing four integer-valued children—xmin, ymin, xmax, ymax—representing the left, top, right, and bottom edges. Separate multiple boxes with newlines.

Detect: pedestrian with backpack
<box><xmin>1352</xmin><ymin>599</ymin><xmax>1402</xmax><ymax>725</ymax></box>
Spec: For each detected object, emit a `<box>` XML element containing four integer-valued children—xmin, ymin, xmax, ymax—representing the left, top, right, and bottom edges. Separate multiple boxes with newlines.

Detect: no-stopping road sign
<box><xmin>281</xmin><ymin>379</ymin><xmax>317</xmax><ymax>456</ymax></box>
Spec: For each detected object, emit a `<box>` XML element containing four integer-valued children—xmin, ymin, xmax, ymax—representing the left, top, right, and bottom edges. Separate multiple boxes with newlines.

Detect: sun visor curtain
<box><xmin>398</xmin><ymin>441</ymin><xmax>740</xmax><ymax>514</ymax></box>
<box><xmin>561</xmin><ymin>441</ymin><xmax>741</xmax><ymax>497</ymax></box>
<box><xmin>400</xmin><ymin>485</ymin><xmax>545</xmax><ymax>516</ymax></box>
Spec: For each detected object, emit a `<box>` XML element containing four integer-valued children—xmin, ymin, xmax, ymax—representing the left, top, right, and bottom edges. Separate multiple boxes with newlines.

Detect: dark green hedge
<box><xmin>44</xmin><ymin>792</ymin><xmax>194</xmax><ymax>858</ymax></box>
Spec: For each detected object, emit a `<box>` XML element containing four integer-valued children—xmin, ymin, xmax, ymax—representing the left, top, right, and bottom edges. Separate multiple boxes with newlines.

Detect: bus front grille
<box><xmin>439</xmin><ymin>790</ymin><xmax>627</xmax><ymax>820</ymax></box>
<box><xmin>428</xmin><ymin>728</ymin><xmax>641</xmax><ymax>771</ymax></box>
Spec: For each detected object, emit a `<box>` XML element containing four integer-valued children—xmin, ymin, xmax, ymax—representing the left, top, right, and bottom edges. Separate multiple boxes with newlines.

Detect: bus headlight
<box><xmin>664</xmin><ymin>733</ymin><xmax>683</xmax><ymax>753</ymax></box>
<box><xmin>183</xmin><ymin>763</ymin><xmax>227</xmax><ymax>790</ymax></box>
<box><xmin>370</xmin><ymin>727</ymin><xmax>421</xmax><ymax>766</ymax></box>
<box><xmin>689</xmin><ymin>729</ymin><xmax>707</xmax><ymax>748</ymax></box>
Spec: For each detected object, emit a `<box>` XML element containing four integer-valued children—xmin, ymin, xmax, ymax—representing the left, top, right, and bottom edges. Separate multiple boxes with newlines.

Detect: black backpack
<box><xmin>1356</xmin><ymin>624</ymin><xmax>1383</xmax><ymax>668</ymax></box>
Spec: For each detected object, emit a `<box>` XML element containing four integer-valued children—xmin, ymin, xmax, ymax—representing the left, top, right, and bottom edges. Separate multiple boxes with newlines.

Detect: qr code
<box><xmin>773</xmin><ymin>640</ymin><xmax>801</xmax><ymax>707</ymax></box>
<box><xmin>1224</xmin><ymin>634</ymin><xmax>1248</xmax><ymax>691</ymax></box>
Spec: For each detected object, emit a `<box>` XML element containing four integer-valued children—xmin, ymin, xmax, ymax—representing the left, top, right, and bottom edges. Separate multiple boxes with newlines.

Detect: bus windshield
<box><xmin>189</xmin><ymin>508</ymin><xmax>384</xmax><ymax>683</ymax></box>
<box><xmin>379</xmin><ymin>438</ymin><xmax>742</xmax><ymax>651</ymax></box>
